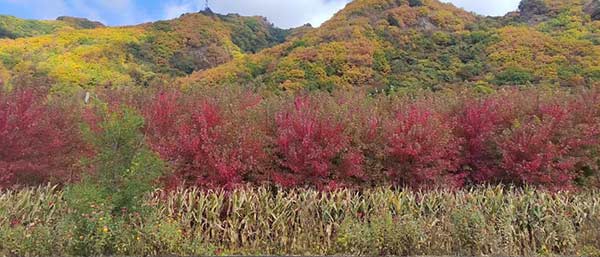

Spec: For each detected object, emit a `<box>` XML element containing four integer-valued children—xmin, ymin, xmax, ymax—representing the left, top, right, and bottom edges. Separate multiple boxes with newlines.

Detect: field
<box><xmin>1</xmin><ymin>186</ymin><xmax>600</xmax><ymax>256</ymax></box>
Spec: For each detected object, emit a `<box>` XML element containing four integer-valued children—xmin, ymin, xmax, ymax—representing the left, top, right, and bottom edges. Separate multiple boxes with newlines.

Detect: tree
<box><xmin>0</xmin><ymin>88</ymin><xmax>81</xmax><ymax>187</ymax></box>
<box><xmin>77</xmin><ymin>103</ymin><xmax>165</xmax><ymax>213</ymax></box>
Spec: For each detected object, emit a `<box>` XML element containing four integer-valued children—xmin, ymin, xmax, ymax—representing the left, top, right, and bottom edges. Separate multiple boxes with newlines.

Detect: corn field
<box><xmin>1</xmin><ymin>186</ymin><xmax>600</xmax><ymax>256</ymax></box>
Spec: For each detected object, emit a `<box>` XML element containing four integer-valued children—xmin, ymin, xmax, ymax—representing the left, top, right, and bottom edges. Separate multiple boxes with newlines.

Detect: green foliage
<box><xmin>409</xmin><ymin>0</ymin><xmax>424</xmax><ymax>7</ymax></box>
<box><xmin>78</xmin><ymin>104</ymin><xmax>165</xmax><ymax>213</ymax></box>
<box><xmin>0</xmin><ymin>11</ymin><xmax>287</xmax><ymax>92</ymax></box>
<box><xmin>0</xmin><ymin>15</ymin><xmax>62</xmax><ymax>39</ymax></box>
<box><xmin>493</xmin><ymin>67</ymin><xmax>536</xmax><ymax>85</ymax></box>
<box><xmin>0</xmin><ymin>15</ymin><xmax>102</xmax><ymax>39</ymax></box>
<box><xmin>56</xmin><ymin>16</ymin><xmax>104</xmax><ymax>29</ymax></box>
<box><xmin>337</xmin><ymin>212</ymin><xmax>424</xmax><ymax>255</ymax></box>
<box><xmin>59</xmin><ymin>104</ymin><xmax>165</xmax><ymax>255</ymax></box>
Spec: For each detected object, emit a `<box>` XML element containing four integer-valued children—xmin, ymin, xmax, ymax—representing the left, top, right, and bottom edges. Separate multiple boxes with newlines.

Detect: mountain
<box><xmin>0</xmin><ymin>10</ymin><xmax>288</xmax><ymax>92</ymax></box>
<box><xmin>185</xmin><ymin>0</ymin><xmax>600</xmax><ymax>92</ymax></box>
<box><xmin>0</xmin><ymin>15</ymin><xmax>104</xmax><ymax>39</ymax></box>
<box><xmin>1</xmin><ymin>0</ymin><xmax>600</xmax><ymax>94</ymax></box>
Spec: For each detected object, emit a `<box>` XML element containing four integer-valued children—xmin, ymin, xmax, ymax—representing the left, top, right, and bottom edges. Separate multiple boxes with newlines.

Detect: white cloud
<box><xmin>162</xmin><ymin>0</ymin><xmax>350</xmax><ymax>28</ymax></box>
<box><xmin>163</xmin><ymin>1</ymin><xmax>198</xmax><ymax>19</ymax></box>
<box><xmin>442</xmin><ymin>0</ymin><xmax>521</xmax><ymax>16</ymax></box>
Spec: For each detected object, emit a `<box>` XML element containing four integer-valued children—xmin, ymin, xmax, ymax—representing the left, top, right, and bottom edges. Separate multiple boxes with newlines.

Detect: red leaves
<box><xmin>0</xmin><ymin>88</ymin><xmax>81</xmax><ymax>187</ymax></box>
<box><xmin>3</xmin><ymin>86</ymin><xmax>600</xmax><ymax>191</ymax></box>
<box><xmin>121</xmin><ymin>89</ymin><xmax>600</xmax><ymax>190</ymax></box>
<box><xmin>385</xmin><ymin>105</ymin><xmax>462</xmax><ymax>188</ymax></box>
<box><xmin>458</xmin><ymin>96</ymin><xmax>515</xmax><ymax>183</ymax></box>
<box><xmin>273</xmin><ymin>97</ymin><xmax>357</xmax><ymax>187</ymax></box>
<box><xmin>144</xmin><ymin>90</ymin><xmax>266</xmax><ymax>189</ymax></box>
<box><xmin>496</xmin><ymin>100</ymin><xmax>600</xmax><ymax>190</ymax></box>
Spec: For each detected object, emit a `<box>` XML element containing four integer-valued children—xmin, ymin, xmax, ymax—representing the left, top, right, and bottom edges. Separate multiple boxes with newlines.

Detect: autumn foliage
<box><xmin>2</xmin><ymin>86</ymin><xmax>600</xmax><ymax>191</ymax></box>
<box><xmin>273</xmin><ymin>96</ymin><xmax>364</xmax><ymax>188</ymax></box>
<box><xmin>140</xmin><ymin>87</ymin><xmax>600</xmax><ymax>190</ymax></box>
<box><xmin>144</xmin><ymin>89</ymin><xmax>266</xmax><ymax>189</ymax></box>
<box><xmin>385</xmin><ymin>104</ymin><xmax>462</xmax><ymax>188</ymax></box>
<box><xmin>0</xmin><ymin>88</ymin><xmax>81</xmax><ymax>187</ymax></box>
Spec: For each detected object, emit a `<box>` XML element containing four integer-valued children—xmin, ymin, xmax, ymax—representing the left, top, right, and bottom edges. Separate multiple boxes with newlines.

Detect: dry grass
<box><xmin>1</xmin><ymin>185</ymin><xmax>600</xmax><ymax>256</ymax></box>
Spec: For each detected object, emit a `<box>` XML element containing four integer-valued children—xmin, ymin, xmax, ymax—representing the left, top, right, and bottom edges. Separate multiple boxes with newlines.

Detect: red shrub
<box><xmin>458</xmin><ymin>95</ymin><xmax>516</xmax><ymax>183</ymax></box>
<box><xmin>384</xmin><ymin>104</ymin><xmax>462</xmax><ymax>188</ymax></box>
<box><xmin>496</xmin><ymin>101</ymin><xmax>599</xmax><ymax>190</ymax></box>
<box><xmin>273</xmin><ymin>96</ymin><xmax>364</xmax><ymax>187</ymax></box>
<box><xmin>144</xmin><ymin>90</ymin><xmax>266</xmax><ymax>189</ymax></box>
<box><xmin>0</xmin><ymin>89</ymin><xmax>81</xmax><ymax>187</ymax></box>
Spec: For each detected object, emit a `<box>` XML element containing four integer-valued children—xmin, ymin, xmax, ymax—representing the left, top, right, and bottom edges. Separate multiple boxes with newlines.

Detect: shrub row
<box><xmin>2</xmin><ymin>86</ymin><xmax>600</xmax><ymax>190</ymax></box>
<box><xmin>143</xmin><ymin>87</ymin><xmax>600</xmax><ymax>190</ymax></box>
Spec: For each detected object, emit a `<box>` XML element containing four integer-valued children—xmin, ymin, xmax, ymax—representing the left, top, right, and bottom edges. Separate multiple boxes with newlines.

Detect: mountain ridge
<box><xmin>1</xmin><ymin>0</ymin><xmax>600</xmax><ymax>93</ymax></box>
<box><xmin>184</xmin><ymin>0</ymin><xmax>600</xmax><ymax>92</ymax></box>
<box><xmin>0</xmin><ymin>11</ymin><xmax>290</xmax><ymax>91</ymax></box>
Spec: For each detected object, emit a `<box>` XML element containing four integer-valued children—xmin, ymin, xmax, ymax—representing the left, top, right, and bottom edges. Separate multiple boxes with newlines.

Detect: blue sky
<box><xmin>0</xmin><ymin>0</ymin><xmax>521</xmax><ymax>28</ymax></box>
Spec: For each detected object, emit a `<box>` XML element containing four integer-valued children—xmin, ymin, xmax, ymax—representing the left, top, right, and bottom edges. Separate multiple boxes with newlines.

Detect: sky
<box><xmin>0</xmin><ymin>0</ymin><xmax>521</xmax><ymax>28</ymax></box>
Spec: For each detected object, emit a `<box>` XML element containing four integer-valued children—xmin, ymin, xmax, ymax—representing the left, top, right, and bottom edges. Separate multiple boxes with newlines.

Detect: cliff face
<box><xmin>585</xmin><ymin>0</ymin><xmax>600</xmax><ymax>20</ymax></box>
<box><xmin>518</xmin><ymin>0</ymin><xmax>551</xmax><ymax>24</ymax></box>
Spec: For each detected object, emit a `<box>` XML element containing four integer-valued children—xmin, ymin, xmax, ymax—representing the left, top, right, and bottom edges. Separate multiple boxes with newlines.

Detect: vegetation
<box><xmin>2</xmin><ymin>0</ymin><xmax>600</xmax><ymax>255</ymax></box>
<box><xmin>1</xmin><ymin>186</ymin><xmax>600</xmax><ymax>256</ymax></box>
<box><xmin>0</xmin><ymin>11</ymin><xmax>288</xmax><ymax>92</ymax></box>
<box><xmin>2</xmin><ymin>0</ymin><xmax>600</xmax><ymax>93</ymax></box>
<box><xmin>0</xmin><ymin>15</ymin><xmax>103</xmax><ymax>39</ymax></box>
<box><xmin>187</xmin><ymin>0</ymin><xmax>600</xmax><ymax>91</ymax></box>
<box><xmin>3</xmin><ymin>86</ymin><xmax>600</xmax><ymax>191</ymax></box>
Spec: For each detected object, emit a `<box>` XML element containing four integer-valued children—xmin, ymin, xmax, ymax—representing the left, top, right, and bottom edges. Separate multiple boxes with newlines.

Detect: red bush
<box><xmin>496</xmin><ymin>101</ymin><xmax>599</xmax><ymax>190</ymax></box>
<box><xmin>458</xmin><ymin>95</ymin><xmax>516</xmax><ymax>183</ymax></box>
<box><xmin>0</xmin><ymin>89</ymin><xmax>81</xmax><ymax>187</ymax></box>
<box><xmin>384</xmin><ymin>104</ymin><xmax>462</xmax><ymax>188</ymax></box>
<box><xmin>273</xmin><ymin>96</ymin><xmax>364</xmax><ymax>187</ymax></box>
<box><xmin>144</xmin><ymin>90</ymin><xmax>266</xmax><ymax>189</ymax></box>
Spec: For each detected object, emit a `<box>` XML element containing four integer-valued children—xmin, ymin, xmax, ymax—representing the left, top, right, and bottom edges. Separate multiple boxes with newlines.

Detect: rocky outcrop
<box><xmin>518</xmin><ymin>0</ymin><xmax>550</xmax><ymax>24</ymax></box>
<box><xmin>56</xmin><ymin>16</ymin><xmax>104</xmax><ymax>29</ymax></box>
<box><xmin>585</xmin><ymin>0</ymin><xmax>600</xmax><ymax>20</ymax></box>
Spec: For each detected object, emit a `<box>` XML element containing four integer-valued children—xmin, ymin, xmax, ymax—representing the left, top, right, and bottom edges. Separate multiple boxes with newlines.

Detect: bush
<box><xmin>384</xmin><ymin>103</ymin><xmax>462</xmax><ymax>187</ymax></box>
<box><xmin>493</xmin><ymin>67</ymin><xmax>535</xmax><ymax>85</ymax></box>
<box><xmin>496</xmin><ymin>102</ymin><xmax>596</xmax><ymax>190</ymax></box>
<box><xmin>62</xmin><ymin>102</ymin><xmax>165</xmax><ymax>255</ymax></box>
<box><xmin>273</xmin><ymin>96</ymin><xmax>364</xmax><ymax>188</ymax></box>
<box><xmin>78</xmin><ymin>102</ymin><xmax>165</xmax><ymax>213</ymax></box>
<box><xmin>144</xmin><ymin>89</ymin><xmax>266</xmax><ymax>188</ymax></box>
<box><xmin>457</xmin><ymin>94</ymin><xmax>517</xmax><ymax>184</ymax></box>
<box><xmin>0</xmin><ymin>88</ymin><xmax>82</xmax><ymax>187</ymax></box>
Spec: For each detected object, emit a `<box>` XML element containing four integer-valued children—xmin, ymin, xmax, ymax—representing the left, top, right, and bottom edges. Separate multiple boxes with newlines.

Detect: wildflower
<box><xmin>103</xmin><ymin>226</ymin><xmax>109</xmax><ymax>233</ymax></box>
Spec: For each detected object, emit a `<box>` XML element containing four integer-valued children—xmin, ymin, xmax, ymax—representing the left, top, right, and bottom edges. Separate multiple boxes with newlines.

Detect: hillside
<box><xmin>185</xmin><ymin>0</ymin><xmax>600</xmax><ymax>92</ymax></box>
<box><xmin>2</xmin><ymin>0</ymin><xmax>600</xmax><ymax>93</ymax></box>
<box><xmin>0</xmin><ymin>15</ymin><xmax>104</xmax><ymax>39</ymax></box>
<box><xmin>0</xmin><ymin>10</ymin><xmax>288</xmax><ymax>92</ymax></box>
